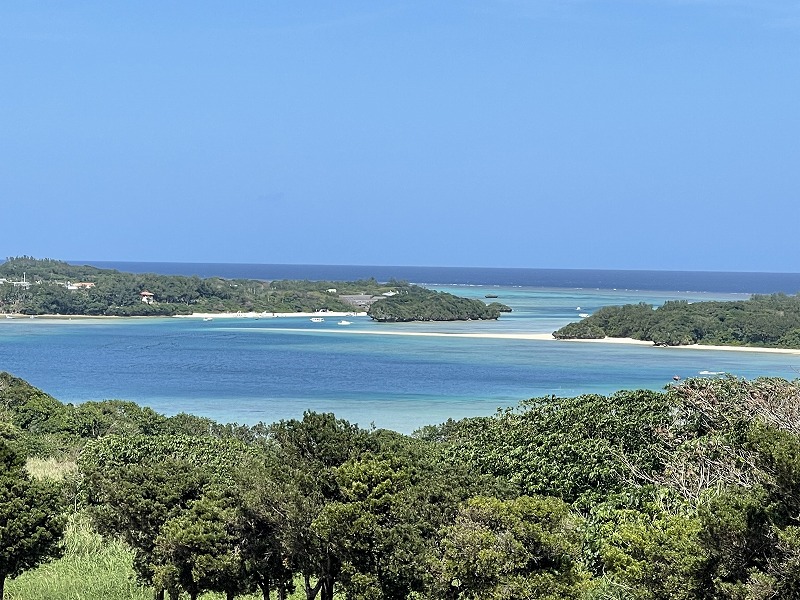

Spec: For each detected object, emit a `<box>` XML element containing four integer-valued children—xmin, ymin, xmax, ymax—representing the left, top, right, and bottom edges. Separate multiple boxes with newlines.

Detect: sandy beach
<box><xmin>255</xmin><ymin>326</ymin><xmax>800</xmax><ymax>355</ymax></box>
<box><xmin>2</xmin><ymin>314</ymin><xmax>146</xmax><ymax>321</ymax></box>
<box><xmin>472</xmin><ymin>332</ymin><xmax>800</xmax><ymax>355</ymax></box>
<box><xmin>1</xmin><ymin>311</ymin><xmax>367</xmax><ymax>322</ymax></box>
<box><xmin>661</xmin><ymin>342</ymin><xmax>800</xmax><ymax>355</ymax></box>
<box><xmin>554</xmin><ymin>336</ymin><xmax>800</xmax><ymax>355</ymax></box>
<box><xmin>175</xmin><ymin>311</ymin><xmax>367</xmax><ymax>319</ymax></box>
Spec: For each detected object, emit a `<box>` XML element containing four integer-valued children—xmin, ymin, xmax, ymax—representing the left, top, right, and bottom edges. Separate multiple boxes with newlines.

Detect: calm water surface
<box><xmin>2</xmin><ymin>285</ymin><xmax>798</xmax><ymax>432</ymax></box>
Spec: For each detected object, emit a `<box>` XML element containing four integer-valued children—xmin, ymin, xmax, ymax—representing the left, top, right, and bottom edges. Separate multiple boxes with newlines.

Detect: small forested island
<box><xmin>366</xmin><ymin>287</ymin><xmax>511</xmax><ymax>322</ymax></box>
<box><xmin>0</xmin><ymin>257</ymin><xmax>507</xmax><ymax>322</ymax></box>
<box><xmin>3</xmin><ymin>371</ymin><xmax>800</xmax><ymax>599</ymax></box>
<box><xmin>553</xmin><ymin>293</ymin><xmax>800</xmax><ymax>348</ymax></box>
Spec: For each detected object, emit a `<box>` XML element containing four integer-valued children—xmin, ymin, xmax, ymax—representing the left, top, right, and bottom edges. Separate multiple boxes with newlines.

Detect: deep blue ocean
<box><xmin>2</xmin><ymin>263</ymin><xmax>799</xmax><ymax>433</ymax></box>
<box><xmin>82</xmin><ymin>261</ymin><xmax>800</xmax><ymax>294</ymax></box>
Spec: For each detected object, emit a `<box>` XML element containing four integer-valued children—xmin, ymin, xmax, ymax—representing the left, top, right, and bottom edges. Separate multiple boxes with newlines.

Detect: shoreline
<box><xmin>4</xmin><ymin>313</ymin><xmax>800</xmax><ymax>355</ymax></box>
<box><xmin>242</xmin><ymin>326</ymin><xmax>800</xmax><ymax>355</ymax></box>
<box><xmin>555</xmin><ymin>336</ymin><xmax>800</xmax><ymax>355</ymax></box>
<box><xmin>174</xmin><ymin>311</ymin><xmax>367</xmax><ymax>319</ymax></box>
<box><xmin>1</xmin><ymin>311</ymin><xmax>367</xmax><ymax>321</ymax></box>
<box><xmin>2</xmin><ymin>314</ymin><xmax>150</xmax><ymax>320</ymax></box>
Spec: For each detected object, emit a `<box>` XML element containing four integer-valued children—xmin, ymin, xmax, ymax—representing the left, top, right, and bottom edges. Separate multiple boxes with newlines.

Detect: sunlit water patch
<box><xmin>1</xmin><ymin>286</ymin><xmax>796</xmax><ymax>432</ymax></box>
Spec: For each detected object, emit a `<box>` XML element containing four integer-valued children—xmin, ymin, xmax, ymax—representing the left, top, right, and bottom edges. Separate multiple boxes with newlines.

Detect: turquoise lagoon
<box><xmin>2</xmin><ymin>285</ymin><xmax>799</xmax><ymax>433</ymax></box>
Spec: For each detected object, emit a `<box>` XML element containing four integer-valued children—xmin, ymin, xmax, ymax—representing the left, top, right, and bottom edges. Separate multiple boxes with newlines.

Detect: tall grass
<box><xmin>5</xmin><ymin>512</ymin><xmax>151</xmax><ymax>600</ymax></box>
<box><xmin>24</xmin><ymin>457</ymin><xmax>77</xmax><ymax>481</ymax></box>
<box><xmin>12</xmin><ymin>460</ymin><xmax>309</xmax><ymax>599</ymax></box>
<box><xmin>6</xmin><ymin>512</ymin><xmax>310</xmax><ymax>599</ymax></box>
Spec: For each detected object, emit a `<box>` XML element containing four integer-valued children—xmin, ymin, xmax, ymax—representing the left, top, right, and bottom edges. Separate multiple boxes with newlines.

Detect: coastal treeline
<box><xmin>553</xmin><ymin>293</ymin><xmax>800</xmax><ymax>348</ymax></box>
<box><xmin>0</xmin><ymin>256</ymin><xmax>386</xmax><ymax>315</ymax></box>
<box><xmin>4</xmin><ymin>371</ymin><xmax>800</xmax><ymax>599</ymax></box>
<box><xmin>0</xmin><ymin>257</ymin><xmax>506</xmax><ymax>322</ymax></box>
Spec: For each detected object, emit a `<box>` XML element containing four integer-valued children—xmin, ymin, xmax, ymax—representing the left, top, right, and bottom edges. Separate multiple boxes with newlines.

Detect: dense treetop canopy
<box><xmin>367</xmin><ymin>287</ymin><xmax>509</xmax><ymax>322</ymax></box>
<box><xmin>4</xmin><ymin>370</ymin><xmax>800</xmax><ymax>599</ymax></box>
<box><xmin>553</xmin><ymin>293</ymin><xmax>800</xmax><ymax>348</ymax></box>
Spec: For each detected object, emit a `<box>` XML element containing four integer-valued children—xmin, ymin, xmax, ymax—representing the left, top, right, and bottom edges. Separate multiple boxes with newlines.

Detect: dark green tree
<box><xmin>314</xmin><ymin>450</ymin><xmax>429</xmax><ymax>599</ymax></box>
<box><xmin>84</xmin><ymin>457</ymin><xmax>211</xmax><ymax>599</ymax></box>
<box><xmin>269</xmin><ymin>412</ymin><xmax>370</xmax><ymax>600</ymax></box>
<box><xmin>80</xmin><ymin>433</ymin><xmax>254</xmax><ymax>599</ymax></box>
<box><xmin>430</xmin><ymin>495</ymin><xmax>587</xmax><ymax>599</ymax></box>
<box><xmin>0</xmin><ymin>427</ymin><xmax>66</xmax><ymax>599</ymax></box>
<box><xmin>155</xmin><ymin>493</ymin><xmax>252</xmax><ymax>600</ymax></box>
<box><xmin>233</xmin><ymin>453</ymin><xmax>300</xmax><ymax>600</ymax></box>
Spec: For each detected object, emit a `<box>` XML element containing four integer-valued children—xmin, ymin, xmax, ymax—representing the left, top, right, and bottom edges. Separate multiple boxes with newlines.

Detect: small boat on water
<box><xmin>310</xmin><ymin>317</ymin><xmax>324</xmax><ymax>323</ymax></box>
<box><xmin>338</xmin><ymin>320</ymin><xmax>351</xmax><ymax>325</ymax></box>
<box><xmin>578</xmin><ymin>313</ymin><xmax>590</xmax><ymax>318</ymax></box>
<box><xmin>203</xmin><ymin>317</ymin><xmax>213</xmax><ymax>321</ymax></box>
<box><xmin>485</xmin><ymin>294</ymin><xmax>499</xmax><ymax>299</ymax></box>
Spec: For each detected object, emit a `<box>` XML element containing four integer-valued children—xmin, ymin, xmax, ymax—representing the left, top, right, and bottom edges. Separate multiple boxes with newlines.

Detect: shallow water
<box><xmin>1</xmin><ymin>285</ymin><xmax>797</xmax><ymax>433</ymax></box>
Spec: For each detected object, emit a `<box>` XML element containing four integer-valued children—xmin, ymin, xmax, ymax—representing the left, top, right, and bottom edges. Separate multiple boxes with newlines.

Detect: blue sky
<box><xmin>1</xmin><ymin>1</ymin><xmax>798</xmax><ymax>271</ymax></box>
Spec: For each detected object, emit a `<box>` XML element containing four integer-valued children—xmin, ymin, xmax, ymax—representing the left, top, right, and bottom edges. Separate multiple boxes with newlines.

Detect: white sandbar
<box><xmin>261</xmin><ymin>326</ymin><xmax>800</xmax><ymax>355</ymax></box>
<box><xmin>175</xmin><ymin>311</ymin><xmax>366</xmax><ymax>319</ymax></box>
<box><xmin>5</xmin><ymin>312</ymin><xmax>800</xmax><ymax>355</ymax></box>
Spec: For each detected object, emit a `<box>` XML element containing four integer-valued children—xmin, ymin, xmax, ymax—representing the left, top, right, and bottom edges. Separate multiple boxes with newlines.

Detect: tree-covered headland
<box><xmin>4</xmin><ymin>370</ymin><xmax>800</xmax><ymax>599</ymax></box>
<box><xmin>0</xmin><ymin>257</ymin><xmax>507</xmax><ymax>321</ymax></box>
<box><xmin>553</xmin><ymin>293</ymin><xmax>800</xmax><ymax>348</ymax></box>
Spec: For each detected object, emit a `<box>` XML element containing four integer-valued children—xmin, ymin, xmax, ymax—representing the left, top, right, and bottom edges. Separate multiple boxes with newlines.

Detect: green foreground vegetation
<box><xmin>3</xmin><ymin>371</ymin><xmax>800</xmax><ymax>599</ymax></box>
<box><xmin>7</xmin><ymin>512</ymin><xmax>309</xmax><ymax>600</ymax></box>
<box><xmin>0</xmin><ymin>257</ymin><xmax>506</xmax><ymax>322</ymax></box>
<box><xmin>554</xmin><ymin>292</ymin><xmax>800</xmax><ymax>348</ymax></box>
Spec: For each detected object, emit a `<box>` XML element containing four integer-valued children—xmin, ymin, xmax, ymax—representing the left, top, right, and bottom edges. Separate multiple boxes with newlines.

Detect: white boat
<box><xmin>310</xmin><ymin>317</ymin><xmax>324</xmax><ymax>323</ymax></box>
<box><xmin>337</xmin><ymin>320</ymin><xmax>351</xmax><ymax>325</ymax></box>
<box><xmin>203</xmin><ymin>317</ymin><xmax>213</xmax><ymax>321</ymax></box>
<box><xmin>579</xmin><ymin>313</ymin><xmax>590</xmax><ymax>318</ymax></box>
